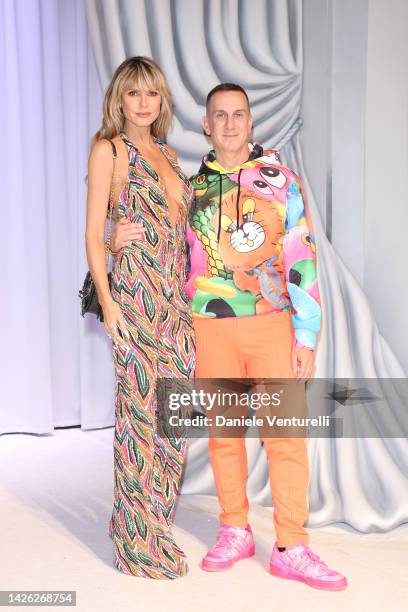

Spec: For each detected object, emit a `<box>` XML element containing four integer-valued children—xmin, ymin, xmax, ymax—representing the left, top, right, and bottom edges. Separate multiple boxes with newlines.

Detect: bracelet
<box><xmin>105</xmin><ymin>236</ymin><xmax>120</xmax><ymax>256</ymax></box>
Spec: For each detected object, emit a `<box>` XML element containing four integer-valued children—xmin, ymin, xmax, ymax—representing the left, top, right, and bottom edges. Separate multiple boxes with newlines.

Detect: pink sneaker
<box><xmin>201</xmin><ymin>524</ymin><xmax>255</xmax><ymax>571</ymax></box>
<box><xmin>270</xmin><ymin>542</ymin><xmax>348</xmax><ymax>591</ymax></box>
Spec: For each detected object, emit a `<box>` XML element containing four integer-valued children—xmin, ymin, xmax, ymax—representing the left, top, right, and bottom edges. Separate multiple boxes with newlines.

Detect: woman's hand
<box><xmin>291</xmin><ymin>347</ymin><xmax>315</xmax><ymax>381</ymax></box>
<box><xmin>111</xmin><ymin>219</ymin><xmax>146</xmax><ymax>252</ymax></box>
<box><xmin>101</xmin><ymin>298</ymin><xmax>130</xmax><ymax>348</ymax></box>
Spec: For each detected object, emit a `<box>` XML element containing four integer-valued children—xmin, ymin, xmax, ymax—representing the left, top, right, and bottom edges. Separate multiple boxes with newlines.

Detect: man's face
<box><xmin>203</xmin><ymin>91</ymin><xmax>253</xmax><ymax>154</ymax></box>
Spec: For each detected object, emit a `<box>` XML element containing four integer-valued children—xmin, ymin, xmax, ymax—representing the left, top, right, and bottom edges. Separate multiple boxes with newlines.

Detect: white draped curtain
<box><xmin>0</xmin><ymin>0</ymin><xmax>113</xmax><ymax>432</ymax></box>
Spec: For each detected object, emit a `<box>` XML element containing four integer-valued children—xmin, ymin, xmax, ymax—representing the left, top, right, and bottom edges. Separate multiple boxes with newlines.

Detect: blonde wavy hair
<box><xmin>94</xmin><ymin>56</ymin><xmax>173</xmax><ymax>142</ymax></box>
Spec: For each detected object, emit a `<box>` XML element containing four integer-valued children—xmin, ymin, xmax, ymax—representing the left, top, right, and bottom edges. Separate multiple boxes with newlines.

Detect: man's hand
<box><xmin>110</xmin><ymin>219</ymin><xmax>146</xmax><ymax>252</ymax></box>
<box><xmin>291</xmin><ymin>347</ymin><xmax>315</xmax><ymax>381</ymax></box>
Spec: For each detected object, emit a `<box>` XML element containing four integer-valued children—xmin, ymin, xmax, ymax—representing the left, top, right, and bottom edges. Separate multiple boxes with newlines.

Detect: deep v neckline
<box><xmin>120</xmin><ymin>132</ymin><xmax>186</xmax><ymax>229</ymax></box>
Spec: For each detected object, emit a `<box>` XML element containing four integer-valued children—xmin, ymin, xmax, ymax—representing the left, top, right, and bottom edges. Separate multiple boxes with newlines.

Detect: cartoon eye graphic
<box><xmin>196</xmin><ymin>174</ymin><xmax>206</xmax><ymax>185</ymax></box>
<box><xmin>302</xmin><ymin>233</ymin><xmax>316</xmax><ymax>253</ymax></box>
<box><xmin>253</xmin><ymin>179</ymin><xmax>273</xmax><ymax>196</ymax></box>
<box><xmin>242</xmin><ymin>198</ymin><xmax>255</xmax><ymax>223</ymax></box>
<box><xmin>260</xmin><ymin>167</ymin><xmax>286</xmax><ymax>188</ymax></box>
<box><xmin>221</xmin><ymin>214</ymin><xmax>237</xmax><ymax>234</ymax></box>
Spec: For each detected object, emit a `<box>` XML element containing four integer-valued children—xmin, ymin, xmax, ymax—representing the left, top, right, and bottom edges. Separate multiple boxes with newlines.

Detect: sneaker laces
<box><xmin>284</xmin><ymin>544</ymin><xmax>328</xmax><ymax>573</ymax></box>
<box><xmin>298</xmin><ymin>545</ymin><xmax>332</xmax><ymax>575</ymax></box>
<box><xmin>302</xmin><ymin>545</ymin><xmax>324</xmax><ymax>565</ymax></box>
<box><xmin>212</xmin><ymin>527</ymin><xmax>247</xmax><ymax>556</ymax></box>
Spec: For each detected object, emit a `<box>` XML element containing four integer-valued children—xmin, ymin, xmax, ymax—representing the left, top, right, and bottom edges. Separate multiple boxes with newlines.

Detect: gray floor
<box><xmin>1</xmin><ymin>428</ymin><xmax>407</xmax><ymax>612</ymax></box>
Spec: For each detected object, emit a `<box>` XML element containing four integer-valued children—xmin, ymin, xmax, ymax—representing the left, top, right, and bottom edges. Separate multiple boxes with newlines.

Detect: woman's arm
<box><xmin>85</xmin><ymin>139</ymin><xmax>128</xmax><ymax>342</ymax></box>
<box><xmin>85</xmin><ymin>140</ymin><xmax>113</xmax><ymax>306</ymax></box>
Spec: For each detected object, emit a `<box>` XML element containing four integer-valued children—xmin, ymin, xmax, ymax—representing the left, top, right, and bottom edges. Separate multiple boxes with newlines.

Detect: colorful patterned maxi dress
<box><xmin>108</xmin><ymin>133</ymin><xmax>195</xmax><ymax>579</ymax></box>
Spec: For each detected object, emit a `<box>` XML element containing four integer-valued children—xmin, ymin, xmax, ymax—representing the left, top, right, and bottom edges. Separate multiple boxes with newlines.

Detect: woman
<box><xmin>85</xmin><ymin>56</ymin><xmax>195</xmax><ymax>579</ymax></box>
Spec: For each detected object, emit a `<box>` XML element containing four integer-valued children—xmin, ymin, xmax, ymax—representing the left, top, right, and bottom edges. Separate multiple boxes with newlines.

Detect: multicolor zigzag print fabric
<box><xmin>108</xmin><ymin>133</ymin><xmax>195</xmax><ymax>579</ymax></box>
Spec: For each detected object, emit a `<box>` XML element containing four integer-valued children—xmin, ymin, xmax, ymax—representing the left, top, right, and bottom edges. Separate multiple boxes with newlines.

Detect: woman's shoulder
<box><xmin>89</xmin><ymin>136</ymin><xmax>126</xmax><ymax>168</ymax></box>
<box><xmin>90</xmin><ymin>138</ymin><xmax>115</xmax><ymax>161</ymax></box>
<box><xmin>87</xmin><ymin>140</ymin><xmax>117</xmax><ymax>184</ymax></box>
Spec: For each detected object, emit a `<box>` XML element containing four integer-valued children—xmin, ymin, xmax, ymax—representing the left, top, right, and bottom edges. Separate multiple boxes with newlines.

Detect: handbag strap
<box><xmin>106</xmin><ymin>139</ymin><xmax>117</xmax><ymax>224</ymax></box>
<box><xmin>105</xmin><ymin>139</ymin><xmax>117</xmax><ymax>261</ymax></box>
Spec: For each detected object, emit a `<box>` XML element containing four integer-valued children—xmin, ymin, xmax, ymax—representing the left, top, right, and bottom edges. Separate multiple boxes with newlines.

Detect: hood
<box><xmin>195</xmin><ymin>144</ymin><xmax>281</xmax><ymax>241</ymax></box>
<box><xmin>197</xmin><ymin>143</ymin><xmax>266</xmax><ymax>176</ymax></box>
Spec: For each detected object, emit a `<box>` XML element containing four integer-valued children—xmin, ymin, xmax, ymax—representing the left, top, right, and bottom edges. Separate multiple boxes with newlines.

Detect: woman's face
<box><xmin>120</xmin><ymin>81</ymin><xmax>162</xmax><ymax>131</ymax></box>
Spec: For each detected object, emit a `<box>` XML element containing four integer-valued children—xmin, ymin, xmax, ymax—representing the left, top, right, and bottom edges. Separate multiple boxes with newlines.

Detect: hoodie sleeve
<box><xmin>282</xmin><ymin>176</ymin><xmax>321</xmax><ymax>350</ymax></box>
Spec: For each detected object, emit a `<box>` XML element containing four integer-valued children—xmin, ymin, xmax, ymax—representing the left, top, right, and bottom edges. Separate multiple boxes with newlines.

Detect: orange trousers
<box><xmin>193</xmin><ymin>310</ymin><xmax>309</xmax><ymax>547</ymax></box>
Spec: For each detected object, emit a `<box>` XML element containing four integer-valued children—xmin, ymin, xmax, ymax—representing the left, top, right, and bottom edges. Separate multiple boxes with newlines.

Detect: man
<box><xmin>110</xmin><ymin>83</ymin><xmax>347</xmax><ymax>591</ymax></box>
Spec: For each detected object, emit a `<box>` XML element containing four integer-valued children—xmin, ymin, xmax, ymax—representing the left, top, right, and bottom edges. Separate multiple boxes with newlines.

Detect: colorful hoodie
<box><xmin>186</xmin><ymin>144</ymin><xmax>321</xmax><ymax>350</ymax></box>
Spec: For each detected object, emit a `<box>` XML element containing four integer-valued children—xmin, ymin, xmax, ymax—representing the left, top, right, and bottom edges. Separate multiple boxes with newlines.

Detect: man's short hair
<box><xmin>206</xmin><ymin>83</ymin><xmax>250</xmax><ymax>110</ymax></box>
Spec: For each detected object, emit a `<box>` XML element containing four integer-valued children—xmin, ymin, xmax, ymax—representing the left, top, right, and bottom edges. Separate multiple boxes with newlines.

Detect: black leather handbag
<box><xmin>79</xmin><ymin>139</ymin><xmax>117</xmax><ymax>323</ymax></box>
<box><xmin>78</xmin><ymin>269</ymin><xmax>112</xmax><ymax>322</ymax></box>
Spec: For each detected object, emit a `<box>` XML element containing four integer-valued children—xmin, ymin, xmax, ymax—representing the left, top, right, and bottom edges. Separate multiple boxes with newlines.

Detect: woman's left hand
<box><xmin>111</xmin><ymin>219</ymin><xmax>145</xmax><ymax>253</ymax></box>
<box><xmin>291</xmin><ymin>347</ymin><xmax>315</xmax><ymax>381</ymax></box>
